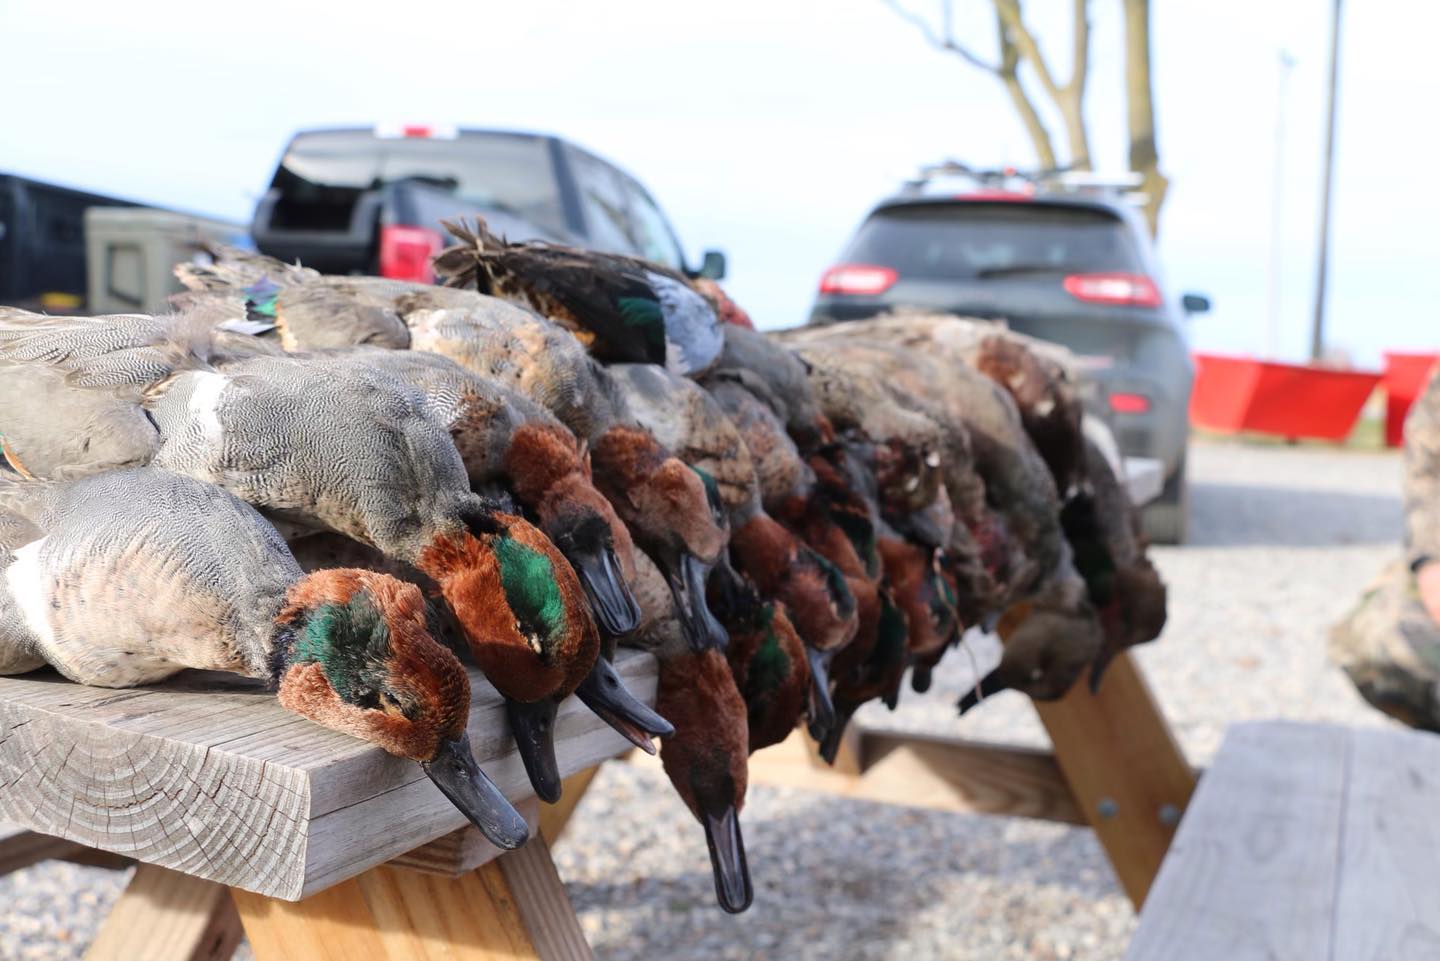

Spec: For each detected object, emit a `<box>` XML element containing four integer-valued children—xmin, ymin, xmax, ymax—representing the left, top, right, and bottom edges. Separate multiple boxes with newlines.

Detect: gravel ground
<box><xmin>0</xmin><ymin>440</ymin><xmax>1408</xmax><ymax>960</ymax></box>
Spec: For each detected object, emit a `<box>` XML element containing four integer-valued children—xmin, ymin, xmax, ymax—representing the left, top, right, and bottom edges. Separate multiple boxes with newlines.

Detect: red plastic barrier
<box><xmin>1190</xmin><ymin>352</ymin><xmax>1381</xmax><ymax>442</ymax></box>
<box><xmin>1382</xmin><ymin>352</ymin><xmax>1439</xmax><ymax>447</ymax></box>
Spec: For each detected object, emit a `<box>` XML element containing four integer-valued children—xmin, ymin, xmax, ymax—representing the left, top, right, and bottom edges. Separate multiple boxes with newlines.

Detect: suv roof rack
<box><xmin>899</xmin><ymin>161</ymin><xmax>1147</xmax><ymax>205</ymax></box>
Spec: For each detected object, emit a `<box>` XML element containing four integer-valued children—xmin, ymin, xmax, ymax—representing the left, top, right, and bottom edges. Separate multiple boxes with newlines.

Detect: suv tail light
<box><xmin>1108</xmin><ymin>391</ymin><xmax>1151</xmax><ymax>414</ymax></box>
<box><xmin>379</xmin><ymin>225</ymin><xmax>443</xmax><ymax>283</ymax></box>
<box><xmin>1062</xmin><ymin>272</ymin><xmax>1162</xmax><ymax>308</ymax></box>
<box><xmin>819</xmin><ymin>264</ymin><xmax>899</xmax><ymax>296</ymax></box>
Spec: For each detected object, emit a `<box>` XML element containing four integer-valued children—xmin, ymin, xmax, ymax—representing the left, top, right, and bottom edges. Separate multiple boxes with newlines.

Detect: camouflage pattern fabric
<box><xmin>1406</xmin><ymin>365</ymin><xmax>1440</xmax><ymax>566</ymax></box>
<box><xmin>1332</xmin><ymin>369</ymin><xmax>1440</xmax><ymax>730</ymax></box>
<box><xmin>1330</xmin><ymin>559</ymin><xmax>1440</xmax><ymax>732</ymax></box>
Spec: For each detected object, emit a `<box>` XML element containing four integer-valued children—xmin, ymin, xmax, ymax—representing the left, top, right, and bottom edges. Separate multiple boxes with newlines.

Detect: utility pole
<box><xmin>1310</xmin><ymin>0</ymin><xmax>1342</xmax><ymax>362</ymax></box>
<box><xmin>1267</xmin><ymin>50</ymin><xmax>1295</xmax><ymax>358</ymax></box>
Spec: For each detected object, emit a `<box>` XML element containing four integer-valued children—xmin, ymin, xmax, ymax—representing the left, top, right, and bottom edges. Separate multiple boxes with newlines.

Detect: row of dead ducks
<box><xmin>0</xmin><ymin>221</ymin><xmax>1164</xmax><ymax>913</ymax></box>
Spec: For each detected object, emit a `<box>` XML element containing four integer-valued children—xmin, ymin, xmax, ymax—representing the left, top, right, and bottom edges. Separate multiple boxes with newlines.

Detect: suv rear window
<box><xmin>268</xmin><ymin>130</ymin><xmax>565</xmax><ymax>234</ymax></box>
<box><xmin>843</xmin><ymin>202</ymin><xmax>1144</xmax><ymax>279</ymax></box>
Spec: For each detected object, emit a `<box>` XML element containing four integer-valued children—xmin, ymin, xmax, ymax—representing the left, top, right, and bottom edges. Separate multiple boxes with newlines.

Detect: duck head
<box><xmin>722</xmin><ymin>595</ymin><xmax>810</xmax><ymax>755</ymax></box>
<box><xmin>503</xmin><ymin>422</ymin><xmax>642</xmax><ymax>637</ymax></box>
<box><xmin>729</xmin><ymin>514</ymin><xmax>857</xmax><ymax>654</ymax></box>
<box><xmin>273</xmin><ymin>568</ymin><xmax>529</xmax><ymax>850</ymax></box>
<box><xmin>876</xmin><ymin>536</ymin><xmax>961</xmax><ymax>692</ymax></box>
<box><xmin>657</xmin><ymin>649</ymin><xmax>753</xmax><ymax>914</ymax></box>
<box><xmin>957</xmin><ymin>589</ymin><xmax>1103</xmax><ymax>714</ymax></box>
<box><xmin>816</xmin><ymin>591</ymin><xmax>909</xmax><ymax>764</ymax></box>
<box><xmin>416</xmin><ymin>508</ymin><xmax>600</xmax><ymax>803</ymax></box>
<box><xmin>591</xmin><ymin>425</ymin><xmax>729</xmax><ymax>651</ymax></box>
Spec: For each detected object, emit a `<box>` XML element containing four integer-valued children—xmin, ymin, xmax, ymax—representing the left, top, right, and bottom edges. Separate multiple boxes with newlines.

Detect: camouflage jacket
<box><xmin>1407</xmin><ymin>365</ymin><xmax>1440</xmax><ymax>566</ymax></box>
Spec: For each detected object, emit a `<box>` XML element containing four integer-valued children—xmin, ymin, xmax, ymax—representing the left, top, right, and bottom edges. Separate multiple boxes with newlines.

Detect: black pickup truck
<box><xmin>0</xmin><ymin>174</ymin><xmax>137</xmax><ymax>309</ymax></box>
<box><xmin>252</xmin><ymin>126</ymin><xmax>725</xmax><ymax>283</ymax></box>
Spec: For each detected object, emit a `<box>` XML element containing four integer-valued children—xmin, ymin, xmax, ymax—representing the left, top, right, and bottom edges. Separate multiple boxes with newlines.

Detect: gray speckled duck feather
<box><xmin>0</xmin><ymin>468</ymin><xmax>300</xmax><ymax>685</ymax></box>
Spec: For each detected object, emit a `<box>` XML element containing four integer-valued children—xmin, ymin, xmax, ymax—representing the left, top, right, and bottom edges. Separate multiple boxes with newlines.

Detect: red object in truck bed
<box><xmin>1382</xmin><ymin>352</ymin><xmax>1439</xmax><ymax>447</ymax></box>
<box><xmin>1189</xmin><ymin>353</ymin><xmax>1381</xmax><ymax>441</ymax></box>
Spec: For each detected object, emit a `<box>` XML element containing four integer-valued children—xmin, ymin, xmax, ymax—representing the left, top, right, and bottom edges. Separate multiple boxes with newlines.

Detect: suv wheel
<box><xmin>1141</xmin><ymin>454</ymin><xmax>1188</xmax><ymax>545</ymax></box>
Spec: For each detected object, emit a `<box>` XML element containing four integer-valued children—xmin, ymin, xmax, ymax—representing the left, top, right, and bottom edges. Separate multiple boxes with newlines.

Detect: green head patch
<box><xmin>615</xmin><ymin>295</ymin><xmax>667</xmax><ymax>360</ymax></box>
<box><xmin>747</xmin><ymin>611</ymin><xmax>790</xmax><ymax>697</ymax></box>
<box><xmin>687</xmin><ymin>464</ymin><xmax>725</xmax><ymax>522</ymax></box>
<box><xmin>494</xmin><ymin>534</ymin><xmax>567</xmax><ymax>656</ymax></box>
<box><xmin>291</xmin><ymin>593</ymin><xmax>393</xmax><ymax>707</ymax></box>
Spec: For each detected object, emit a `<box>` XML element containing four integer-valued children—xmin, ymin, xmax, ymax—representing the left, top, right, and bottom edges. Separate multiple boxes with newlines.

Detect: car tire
<box><xmin>1141</xmin><ymin>454</ymin><xmax>1188</xmax><ymax>545</ymax></box>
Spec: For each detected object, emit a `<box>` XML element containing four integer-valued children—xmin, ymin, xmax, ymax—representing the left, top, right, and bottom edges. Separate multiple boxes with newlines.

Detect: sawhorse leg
<box><xmin>231</xmin><ymin>837</ymin><xmax>593</xmax><ymax>961</ymax></box>
<box><xmin>84</xmin><ymin>864</ymin><xmax>243</xmax><ymax>961</ymax></box>
<box><xmin>1034</xmin><ymin>650</ymin><xmax>1197</xmax><ymax>908</ymax></box>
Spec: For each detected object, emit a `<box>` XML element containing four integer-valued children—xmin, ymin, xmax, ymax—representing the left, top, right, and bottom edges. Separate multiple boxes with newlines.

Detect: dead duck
<box><xmin>435</xmin><ymin>218</ymin><xmax>723</xmax><ymax>377</ymax></box>
<box><xmin>621</xmin><ymin>549</ymin><xmax>754</xmax><ymax>913</ymax></box>
<box><xmin>0</xmin><ymin>310</ymin><xmax>621</xmax><ymax>804</ymax></box>
<box><xmin>344</xmin><ymin>348</ymin><xmax>642</xmax><ymax>636</ymax></box>
<box><xmin>1059</xmin><ymin>426</ymin><xmax>1167</xmax><ymax>688</ymax></box>
<box><xmin>610</xmin><ymin>362</ymin><xmax>858</xmax><ymax>727</ymax></box>
<box><xmin>177</xmin><ymin>252</ymin><xmax>732</xmax><ymax>655</ymax></box>
<box><xmin>957</xmin><ymin>553</ymin><xmax>1104</xmax><ymax>713</ymax></box>
<box><xmin>174</xmin><ymin>251</ymin><xmax>412</xmax><ymax>351</ymax></box>
<box><xmin>0</xmin><ymin>467</ymin><xmax>528</xmax><ymax>849</ymax></box>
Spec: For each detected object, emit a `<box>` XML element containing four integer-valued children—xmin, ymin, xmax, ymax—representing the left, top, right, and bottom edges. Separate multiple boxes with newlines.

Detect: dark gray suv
<box><xmin>807</xmin><ymin>173</ymin><xmax>1209</xmax><ymax>543</ymax></box>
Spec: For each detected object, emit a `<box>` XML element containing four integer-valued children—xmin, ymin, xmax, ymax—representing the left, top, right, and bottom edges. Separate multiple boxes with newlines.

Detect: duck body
<box><xmin>178</xmin><ymin>254</ymin><xmax>730</xmax><ymax>656</ymax></box>
<box><xmin>611</xmin><ymin>363</ymin><xmax>857</xmax><ymax>723</ymax></box>
<box><xmin>0</xmin><ymin>310</ymin><xmax>622</xmax><ymax>803</ymax></box>
<box><xmin>620</xmin><ymin>548</ymin><xmax>753</xmax><ymax>913</ymax></box>
<box><xmin>0</xmin><ymin>467</ymin><xmax>529</xmax><ymax>849</ymax></box>
<box><xmin>436</xmin><ymin>219</ymin><xmax>723</xmax><ymax>376</ymax></box>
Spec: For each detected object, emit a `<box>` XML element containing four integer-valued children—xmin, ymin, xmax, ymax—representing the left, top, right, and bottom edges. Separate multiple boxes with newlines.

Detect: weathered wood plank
<box><xmin>0</xmin><ymin>649</ymin><xmax>656</xmax><ymax>899</ymax></box>
<box><xmin>389</xmin><ymin>798</ymin><xmax>540</xmax><ymax>878</ymax></box>
<box><xmin>694</xmin><ymin>727</ymin><xmax>1085</xmax><ymax>824</ymax></box>
<box><xmin>498</xmin><ymin>837</ymin><xmax>595</xmax><ymax>961</ymax></box>
<box><xmin>1125</xmin><ymin>722</ymin><xmax>1349</xmax><ymax>961</ymax></box>
<box><xmin>1330</xmin><ymin>725</ymin><xmax>1440</xmax><ymax>960</ymax></box>
<box><xmin>539</xmin><ymin>765</ymin><xmax>602</xmax><ymax>844</ymax></box>
<box><xmin>234</xmin><ymin>847</ymin><xmax>589</xmax><ymax>961</ymax></box>
<box><xmin>857</xmin><ymin>732</ymin><xmax>1085</xmax><ymax>824</ymax></box>
<box><xmin>85</xmin><ymin>863</ymin><xmax>243</xmax><ymax>961</ymax></box>
<box><xmin>1035</xmin><ymin>650</ymin><xmax>1197</xmax><ymax>907</ymax></box>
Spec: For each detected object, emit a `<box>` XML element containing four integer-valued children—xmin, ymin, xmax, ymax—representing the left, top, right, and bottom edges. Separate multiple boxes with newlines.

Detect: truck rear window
<box><xmin>268</xmin><ymin>130</ymin><xmax>565</xmax><ymax>234</ymax></box>
<box><xmin>842</xmin><ymin>203</ymin><xmax>1144</xmax><ymax>279</ymax></box>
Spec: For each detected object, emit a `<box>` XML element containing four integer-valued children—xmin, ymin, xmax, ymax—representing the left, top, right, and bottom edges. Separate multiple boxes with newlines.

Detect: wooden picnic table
<box><xmin>0</xmin><ymin>648</ymin><xmax>656</xmax><ymax>960</ymax></box>
<box><xmin>1126</xmin><ymin>720</ymin><xmax>1440</xmax><ymax>961</ymax></box>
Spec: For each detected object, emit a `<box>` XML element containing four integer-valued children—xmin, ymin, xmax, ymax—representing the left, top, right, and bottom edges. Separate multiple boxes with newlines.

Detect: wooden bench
<box><xmin>0</xmin><ymin>647</ymin><xmax>657</xmax><ymax>960</ymax></box>
<box><xmin>1126</xmin><ymin>720</ymin><xmax>1440</xmax><ymax>960</ymax></box>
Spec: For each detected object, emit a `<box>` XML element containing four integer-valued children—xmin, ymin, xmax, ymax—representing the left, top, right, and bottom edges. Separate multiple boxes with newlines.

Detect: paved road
<box><xmin>0</xmin><ymin>441</ymin><xmax>1410</xmax><ymax>960</ymax></box>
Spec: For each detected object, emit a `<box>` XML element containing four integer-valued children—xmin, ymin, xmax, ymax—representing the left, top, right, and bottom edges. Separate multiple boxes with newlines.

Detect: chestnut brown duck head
<box><xmin>657</xmin><ymin>648</ymin><xmax>754</xmax><ymax>914</ymax></box>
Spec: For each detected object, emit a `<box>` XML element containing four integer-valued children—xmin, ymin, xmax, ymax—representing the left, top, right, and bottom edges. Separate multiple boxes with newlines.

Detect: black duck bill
<box><xmin>665</xmin><ymin>551</ymin><xmax>729</xmax><ymax>652</ymax></box>
<box><xmin>957</xmin><ymin>670</ymin><xmax>1010</xmax><ymax>715</ymax></box>
<box><xmin>696</xmin><ymin>779</ymin><xmax>753</xmax><ymax>914</ymax></box>
<box><xmin>804</xmin><ymin>646</ymin><xmax>838</xmax><ymax>741</ymax></box>
<box><xmin>570</xmin><ymin>542</ymin><xmax>643</xmax><ymax>637</ymax></box>
<box><xmin>506</xmin><ymin>697</ymin><xmax>562</xmax><ymax>803</ymax></box>
<box><xmin>575</xmin><ymin>656</ymin><xmax>675</xmax><ymax>755</ymax></box>
<box><xmin>422</xmin><ymin>733</ymin><xmax>530</xmax><ymax>849</ymax></box>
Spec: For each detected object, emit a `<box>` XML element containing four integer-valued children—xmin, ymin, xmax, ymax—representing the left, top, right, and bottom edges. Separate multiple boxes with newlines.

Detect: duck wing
<box><xmin>437</xmin><ymin>219</ymin><xmax>721</xmax><ymax>376</ymax></box>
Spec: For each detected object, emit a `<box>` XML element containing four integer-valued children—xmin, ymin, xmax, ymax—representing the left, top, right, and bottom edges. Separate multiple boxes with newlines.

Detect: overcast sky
<box><xmin>3</xmin><ymin>1</ymin><xmax>1433</xmax><ymax>364</ymax></box>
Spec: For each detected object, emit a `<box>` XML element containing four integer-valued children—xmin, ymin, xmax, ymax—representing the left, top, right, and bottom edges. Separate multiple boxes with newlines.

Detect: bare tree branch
<box><xmin>992</xmin><ymin>4</ymin><xmax>1059</xmax><ymax>169</ymax></box>
<box><xmin>1124</xmin><ymin>0</ymin><xmax>1168</xmax><ymax>233</ymax></box>
<box><xmin>993</xmin><ymin>0</ymin><xmax>1063</xmax><ymax>101</ymax></box>
<box><xmin>880</xmin><ymin>0</ymin><xmax>999</xmax><ymax>73</ymax></box>
<box><xmin>1069</xmin><ymin>0</ymin><xmax>1089</xmax><ymax>94</ymax></box>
